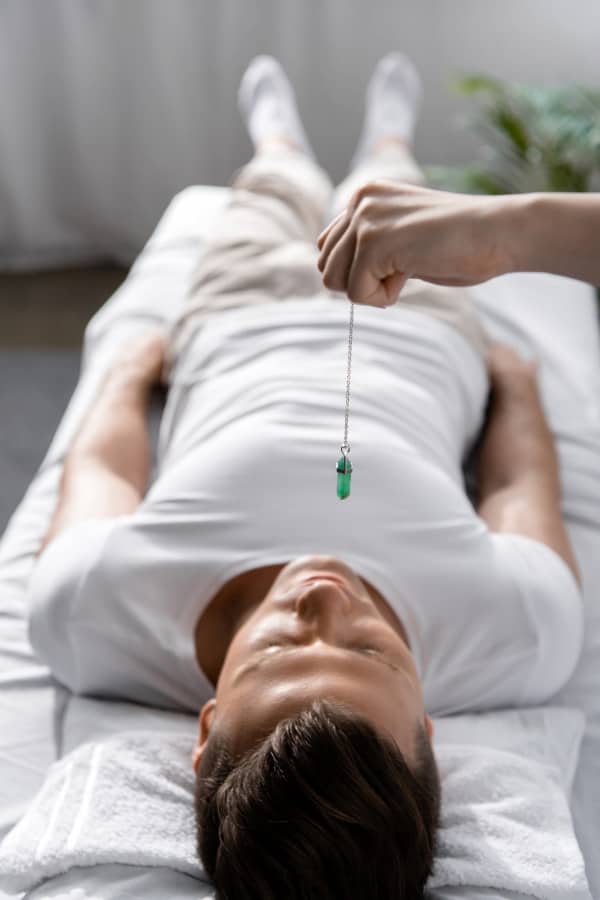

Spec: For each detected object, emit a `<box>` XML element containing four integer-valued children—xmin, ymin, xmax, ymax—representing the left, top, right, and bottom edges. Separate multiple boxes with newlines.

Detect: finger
<box><xmin>354</xmin><ymin>278</ymin><xmax>390</xmax><ymax>309</ymax></box>
<box><xmin>321</xmin><ymin>226</ymin><xmax>357</xmax><ymax>294</ymax></box>
<box><xmin>345</xmin><ymin>237</ymin><xmax>409</xmax><ymax>308</ymax></box>
<box><xmin>346</xmin><ymin>245</ymin><xmax>387</xmax><ymax>306</ymax></box>
<box><xmin>317</xmin><ymin>211</ymin><xmax>352</xmax><ymax>272</ymax></box>
<box><xmin>318</xmin><ymin>185</ymin><xmax>368</xmax><ymax>263</ymax></box>
<box><xmin>347</xmin><ymin>245</ymin><xmax>406</xmax><ymax>307</ymax></box>
<box><xmin>317</xmin><ymin>210</ymin><xmax>345</xmax><ymax>250</ymax></box>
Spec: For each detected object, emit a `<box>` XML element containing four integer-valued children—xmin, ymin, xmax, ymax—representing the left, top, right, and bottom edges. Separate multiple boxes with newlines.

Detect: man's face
<box><xmin>194</xmin><ymin>554</ymin><xmax>431</xmax><ymax>768</ymax></box>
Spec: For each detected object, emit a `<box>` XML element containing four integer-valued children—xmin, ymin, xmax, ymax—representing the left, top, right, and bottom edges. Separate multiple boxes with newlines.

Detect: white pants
<box><xmin>166</xmin><ymin>144</ymin><xmax>488</xmax><ymax>374</ymax></box>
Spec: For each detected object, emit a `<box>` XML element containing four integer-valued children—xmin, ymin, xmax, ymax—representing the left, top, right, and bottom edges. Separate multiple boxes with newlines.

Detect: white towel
<box><xmin>428</xmin><ymin>744</ymin><xmax>590</xmax><ymax>899</ymax></box>
<box><xmin>0</xmin><ymin>732</ymin><xmax>203</xmax><ymax>893</ymax></box>
<box><xmin>0</xmin><ymin>730</ymin><xmax>591</xmax><ymax>899</ymax></box>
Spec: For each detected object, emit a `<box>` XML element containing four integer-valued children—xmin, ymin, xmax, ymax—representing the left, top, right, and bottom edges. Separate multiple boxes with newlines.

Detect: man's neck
<box><xmin>194</xmin><ymin>564</ymin><xmax>285</xmax><ymax>688</ymax></box>
<box><xmin>194</xmin><ymin>563</ymin><xmax>411</xmax><ymax>689</ymax></box>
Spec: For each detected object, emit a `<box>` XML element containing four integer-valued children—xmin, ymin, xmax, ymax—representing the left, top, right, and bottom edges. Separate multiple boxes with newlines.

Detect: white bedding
<box><xmin>0</xmin><ymin>185</ymin><xmax>599</xmax><ymax>899</ymax></box>
<box><xmin>1</xmin><ymin>707</ymin><xmax>588</xmax><ymax>899</ymax></box>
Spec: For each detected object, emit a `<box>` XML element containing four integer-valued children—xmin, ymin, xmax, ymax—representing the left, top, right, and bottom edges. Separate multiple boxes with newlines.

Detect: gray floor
<box><xmin>0</xmin><ymin>350</ymin><xmax>81</xmax><ymax>537</ymax></box>
<box><xmin>0</xmin><ymin>265</ymin><xmax>127</xmax><ymax>539</ymax></box>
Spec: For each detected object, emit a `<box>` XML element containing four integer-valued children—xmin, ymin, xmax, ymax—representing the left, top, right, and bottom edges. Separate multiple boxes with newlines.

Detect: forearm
<box><xmin>504</xmin><ymin>192</ymin><xmax>600</xmax><ymax>285</ymax></box>
<box><xmin>68</xmin><ymin>368</ymin><xmax>153</xmax><ymax>496</ymax></box>
<box><xmin>38</xmin><ymin>372</ymin><xmax>150</xmax><ymax>556</ymax></box>
<box><xmin>37</xmin><ymin>332</ymin><xmax>166</xmax><ymax>556</ymax></box>
<box><xmin>477</xmin><ymin>373</ymin><xmax>560</xmax><ymax>504</ymax></box>
<box><xmin>477</xmin><ymin>370</ymin><xmax>581</xmax><ymax>583</ymax></box>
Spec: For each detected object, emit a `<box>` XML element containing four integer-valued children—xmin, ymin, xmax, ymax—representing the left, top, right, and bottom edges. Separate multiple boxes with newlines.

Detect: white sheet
<box><xmin>0</xmin><ymin>186</ymin><xmax>599</xmax><ymax>899</ymax></box>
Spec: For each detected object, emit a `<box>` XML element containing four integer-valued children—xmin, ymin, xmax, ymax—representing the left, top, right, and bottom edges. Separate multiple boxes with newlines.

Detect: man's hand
<box><xmin>317</xmin><ymin>181</ymin><xmax>519</xmax><ymax>308</ymax></box>
<box><xmin>111</xmin><ymin>328</ymin><xmax>169</xmax><ymax>391</ymax></box>
<box><xmin>477</xmin><ymin>342</ymin><xmax>581</xmax><ymax>585</ymax></box>
<box><xmin>485</xmin><ymin>342</ymin><xmax>539</xmax><ymax>389</ymax></box>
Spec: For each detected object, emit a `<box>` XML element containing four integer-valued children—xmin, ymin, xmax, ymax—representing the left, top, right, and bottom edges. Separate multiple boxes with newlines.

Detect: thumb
<box><xmin>382</xmin><ymin>271</ymin><xmax>408</xmax><ymax>306</ymax></box>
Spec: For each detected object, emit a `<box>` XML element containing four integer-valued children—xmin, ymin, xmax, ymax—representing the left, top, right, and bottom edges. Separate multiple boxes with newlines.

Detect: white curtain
<box><xmin>0</xmin><ymin>0</ymin><xmax>598</xmax><ymax>271</ymax></box>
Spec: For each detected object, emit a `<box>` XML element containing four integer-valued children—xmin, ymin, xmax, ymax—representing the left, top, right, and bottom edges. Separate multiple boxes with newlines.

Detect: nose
<box><xmin>295</xmin><ymin>578</ymin><xmax>352</xmax><ymax>621</ymax></box>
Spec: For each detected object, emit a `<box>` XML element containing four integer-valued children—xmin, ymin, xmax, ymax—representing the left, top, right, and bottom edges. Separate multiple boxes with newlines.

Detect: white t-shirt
<box><xmin>29</xmin><ymin>297</ymin><xmax>584</xmax><ymax>715</ymax></box>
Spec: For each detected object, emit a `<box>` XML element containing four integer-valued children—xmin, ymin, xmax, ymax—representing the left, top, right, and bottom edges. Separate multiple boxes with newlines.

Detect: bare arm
<box><xmin>317</xmin><ymin>184</ymin><xmax>600</xmax><ymax>308</ymax></box>
<box><xmin>37</xmin><ymin>331</ymin><xmax>167</xmax><ymax>557</ymax></box>
<box><xmin>512</xmin><ymin>192</ymin><xmax>600</xmax><ymax>286</ymax></box>
<box><xmin>476</xmin><ymin>345</ymin><xmax>581</xmax><ymax>586</ymax></box>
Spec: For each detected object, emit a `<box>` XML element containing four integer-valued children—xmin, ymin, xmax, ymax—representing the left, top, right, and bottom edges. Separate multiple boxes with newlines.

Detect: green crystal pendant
<box><xmin>336</xmin><ymin>455</ymin><xmax>353</xmax><ymax>500</ymax></box>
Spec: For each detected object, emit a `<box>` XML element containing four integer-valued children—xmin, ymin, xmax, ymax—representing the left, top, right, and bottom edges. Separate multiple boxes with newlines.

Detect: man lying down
<box><xmin>28</xmin><ymin>54</ymin><xmax>584</xmax><ymax>899</ymax></box>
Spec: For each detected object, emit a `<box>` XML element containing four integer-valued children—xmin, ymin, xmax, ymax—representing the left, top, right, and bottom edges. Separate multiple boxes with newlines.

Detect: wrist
<box><xmin>490</xmin><ymin>371</ymin><xmax>541</xmax><ymax>414</ymax></box>
<box><xmin>489</xmin><ymin>194</ymin><xmax>524</xmax><ymax>274</ymax></box>
<box><xmin>104</xmin><ymin>367</ymin><xmax>153</xmax><ymax>404</ymax></box>
<box><xmin>503</xmin><ymin>192</ymin><xmax>552</xmax><ymax>274</ymax></box>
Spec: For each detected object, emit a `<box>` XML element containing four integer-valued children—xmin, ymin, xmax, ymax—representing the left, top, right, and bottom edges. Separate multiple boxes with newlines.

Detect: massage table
<box><xmin>1</xmin><ymin>185</ymin><xmax>599</xmax><ymax>899</ymax></box>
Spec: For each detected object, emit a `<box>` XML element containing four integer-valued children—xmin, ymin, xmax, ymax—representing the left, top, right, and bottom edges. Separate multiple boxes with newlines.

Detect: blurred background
<box><xmin>1</xmin><ymin>0</ymin><xmax>599</xmax><ymax>533</ymax></box>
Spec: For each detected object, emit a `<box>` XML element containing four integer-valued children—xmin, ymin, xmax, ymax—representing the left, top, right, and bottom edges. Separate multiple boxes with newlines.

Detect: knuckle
<box><xmin>356</xmin><ymin>195</ymin><xmax>378</xmax><ymax>217</ymax></box>
<box><xmin>354</xmin><ymin>182</ymin><xmax>372</xmax><ymax>200</ymax></box>
<box><xmin>356</xmin><ymin>222</ymin><xmax>378</xmax><ymax>251</ymax></box>
<box><xmin>351</xmin><ymin>182</ymin><xmax>376</xmax><ymax>208</ymax></box>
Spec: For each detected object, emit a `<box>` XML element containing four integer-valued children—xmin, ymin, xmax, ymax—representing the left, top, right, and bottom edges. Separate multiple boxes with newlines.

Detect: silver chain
<box><xmin>341</xmin><ymin>300</ymin><xmax>354</xmax><ymax>458</ymax></box>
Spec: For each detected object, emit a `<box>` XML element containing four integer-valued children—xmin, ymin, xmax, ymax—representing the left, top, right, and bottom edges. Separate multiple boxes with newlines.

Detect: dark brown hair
<box><xmin>195</xmin><ymin>698</ymin><xmax>441</xmax><ymax>899</ymax></box>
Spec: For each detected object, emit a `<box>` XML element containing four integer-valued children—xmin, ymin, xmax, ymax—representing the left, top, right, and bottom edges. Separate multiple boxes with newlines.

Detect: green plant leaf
<box><xmin>489</xmin><ymin>105</ymin><xmax>530</xmax><ymax>157</ymax></box>
<box><xmin>545</xmin><ymin>161</ymin><xmax>588</xmax><ymax>192</ymax></box>
<box><xmin>424</xmin><ymin>164</ymin><xmax>511</xmax><ymax>194</ymax></box>
<box><xmin>442</xmin><ymin>74</ymin><xmax>600</xmax><ymax>195</ymax></box>
<box><xmin>451</xmin><ymin>74</ymin><xmax>506</xmax><ymax>98</ymax></box>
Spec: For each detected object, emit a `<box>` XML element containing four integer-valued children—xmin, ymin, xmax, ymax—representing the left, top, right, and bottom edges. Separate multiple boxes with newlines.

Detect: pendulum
<box><xmin>336</xmin><ymin>301</ymin><xmax>354</xmax><ymax>500</ymax></box>
<box><xmin>336</xmin><ymin>449</ymin><xmax>352</xmax><ymax>500</ymax></box>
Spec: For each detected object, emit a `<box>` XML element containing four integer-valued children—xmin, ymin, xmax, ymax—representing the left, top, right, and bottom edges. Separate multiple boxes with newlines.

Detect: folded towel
<box><xmin>0</xmin><ymin>731</ymin><xmax>201</xmax><ymax>891</ymax></box>
<box><xmin>0</xmin><ymin>729</ymin><xmax>591</xmax><ymax>899</ymax></box>
<box><xmin>428</xmin><ymin>744</ymin><xmax>590</xmax><ymax>899</ymax></box>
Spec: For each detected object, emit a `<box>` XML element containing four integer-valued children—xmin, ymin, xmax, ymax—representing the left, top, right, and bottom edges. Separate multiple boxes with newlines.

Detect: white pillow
<box><xmin>432</xmin><ymin>704</ymin><xmax>584</xmax><ymax>796</ymax></box>
<box><xmin>426</xmin><ymin>705</ymin><xmax>587</xmax><ymax>900</ymax></box>
<box><xmin>0</xmin><ymin>706</ymin><xmax>588</xmax><ymax>900</ymax></box>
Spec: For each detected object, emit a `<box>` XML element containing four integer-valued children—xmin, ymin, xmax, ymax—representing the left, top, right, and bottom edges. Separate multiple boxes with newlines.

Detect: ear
<box><xmin>425</xmin><ymin>714</ymin><xmax>434</xmax><ymax>740</ymax></box>
<box><xmin>193</xmin><ymin>697</ymin><xmax>217</xmax><ymax>773</ymax></box>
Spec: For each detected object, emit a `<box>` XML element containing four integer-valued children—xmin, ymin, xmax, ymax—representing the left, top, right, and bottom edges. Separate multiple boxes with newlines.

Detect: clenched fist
<box><xmin>317</xmin><ymin>181</ymin><xmax>520</xmax><ymax>308</ymax></box>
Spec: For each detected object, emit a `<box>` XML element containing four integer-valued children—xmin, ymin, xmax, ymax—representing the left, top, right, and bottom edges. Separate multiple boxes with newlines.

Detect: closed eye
<box><xmin>254</xmin><ymin>642</ymin><xmax>400</xmax><ymax>672</ymax></box>
<box><xmin>344</xmin><ymin>645</ymin><xmax>401</xmax><ymax>670</ymax></box>
<box><xmin>263</xmin><ymin>641</ymin><xmax>379</xmax><ymax>656</ymax></box>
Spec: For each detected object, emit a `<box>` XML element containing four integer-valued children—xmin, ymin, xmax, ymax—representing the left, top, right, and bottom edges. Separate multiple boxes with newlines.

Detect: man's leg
<box><xmin>325</xmin><ymin>53</ymin><xmax>488</xmax><ymax>359</ymax></box>
<box><xmin>165</xmin><ymin>58</ymin><xmax>334</xmax><ymax>377</ymax></box>
<box><xmin>327</xmin><ymin>51</ymin><xmax>425</xmax><ymax>222</ymax></box>
<box><xmin>329</xmin><ymin>136</ymin><xmax>426</xmax><ymax>222</ymax></box>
